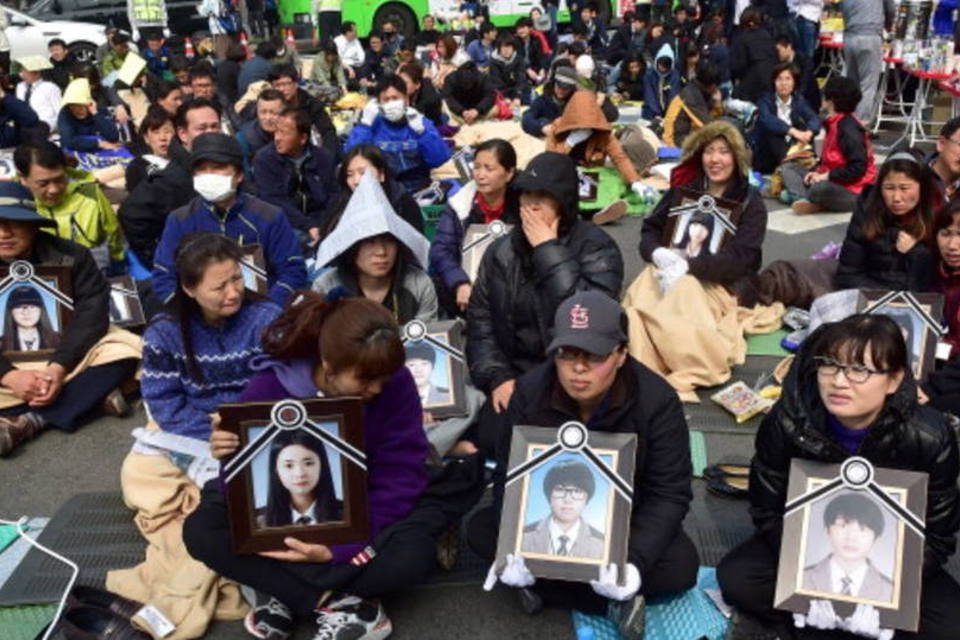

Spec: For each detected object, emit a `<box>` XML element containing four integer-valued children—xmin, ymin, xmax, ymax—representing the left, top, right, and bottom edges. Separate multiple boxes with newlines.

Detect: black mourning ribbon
<box><xmin>862</xmin><ymin>291</ymin><xmax>948</xmax><ymax>337</ymax></box>
<box><xmin>402</xmin><ymin>319</ymin><xmax>465</xmax><ymax>364</ymax></box>
<box><xmin>667</xmin><ymin>194</ymin><xmax>738</xmax><ymax>236</ymax></box>
<box><xmin>0</xmin><ymin>260</ymin><xmax>74</xmax><ymax>310</ymax></box>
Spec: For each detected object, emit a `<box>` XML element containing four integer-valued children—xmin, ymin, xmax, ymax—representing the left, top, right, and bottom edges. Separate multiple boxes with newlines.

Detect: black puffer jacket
<box><xmin>729</xmin><ymin>26</ymin><xmax>778</xmax><ymax>104</ymax></box>
<box><xmin>834</xmin><ymin>186</ymin><xmax>936</xmax><ymax>292</ymax></box>
<box><xmin>466</xmin><ymin>154</ymin><xmax>624</xmax><ymax>393</ymax></box>
<box><xmin>494</xmin><ymin>358</ymin><xmax>694</xmax><ymax>576</ymax></box>
<box><xmin>750</xmin><ymin>328</ymin><xmax>960</xmax><ymax>571</ymax></box>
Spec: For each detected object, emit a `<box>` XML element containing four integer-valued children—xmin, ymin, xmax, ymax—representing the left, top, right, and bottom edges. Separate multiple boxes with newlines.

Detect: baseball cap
<box><xmin>546</xmin><ymin>291</ymin><xmax>627</xmax><ymax>356</ymax></box>
<box><xmin>190</xmin><ymin>132</ymin><xmax>243</xmax><ymax>169</ymax></box>
<box><xmin>0</xmin><ymin>182</ymin><xmax>54</xmax><ymax>227</ymax></box>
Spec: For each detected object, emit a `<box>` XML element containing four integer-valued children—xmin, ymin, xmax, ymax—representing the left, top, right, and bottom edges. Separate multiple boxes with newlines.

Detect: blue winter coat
<box><xmin>0</xmin><ymin>94</ymin><xmax>39</xmax><ymax>148</ymax></box>
<box><xmin>152</xmin><ymin>193</ymin><xmax>307</xmax><ymax>306</ymax></box>
<box><xmin>641</xmin><ymin>45</ymin><xmax>681</xmax><ymax>119</ymax></box>
<box><xmin>58</xmin><ymin>107</ymin><xmax>120</xmax><ymax>152</ymax></box>
<box><xmin>253</xmin><ymin>142</ymin><xmax>339</xmax><ymax>233</ymax></box>
<box><xmin>344</xmin><ymin>114</ymin><xmax>451</xmax><ymax>193</ymax></box>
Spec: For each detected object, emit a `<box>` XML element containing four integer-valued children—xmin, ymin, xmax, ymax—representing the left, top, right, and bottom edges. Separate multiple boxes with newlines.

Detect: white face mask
<box><xmin>193</xmin><ymin>173</ymin><xmax>236</xmax><ymax>203</ymax></box>
<box><xmin>381</xmin><ymin>99</ymin><xmax>406</xmax><ymax>123</ymax></box>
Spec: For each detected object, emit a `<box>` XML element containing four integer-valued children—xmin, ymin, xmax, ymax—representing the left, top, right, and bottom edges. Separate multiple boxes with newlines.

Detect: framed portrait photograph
<box><xmin>108</xmin><ymin>276</ymin><xmax>146</xmax><ymax>328</ymax></box>
<box><xmin>0</xmin><ymin>261</ymin><xmax>73</xmax><ymax>362</ymax></box>
<box><xmin>662</xmin><ymin>188</ymin><xmax>743</xmax><ymax>259</ymax></box>
<box><xmin>857</xmin><ymin>291</ymin><xmax>945</xmax><ymax>381</ymax></box>
<box><xmin>494</xmin><ymin>422</ymin><xmax>638</xmax><ymax>583</ymax></box>
<box><xmin>578</xmin><ymin>170</ymin><xmax>599</xmax><ymax>201</ymax></box>
<box><xmin>462</xmin><ymin>221</ymin><xmax>512</xmax><ymax>284</ymax></box>
<box><xmin>218</xmin><ymin>398</ymin><xmax>369</xmax><ymax>554</ymax></box>
<box><xmin>402</xmin><ymin>319</ymin><xmax>467</xmax><ymax>419</ymax></box>
<box><xmin>239</xmin><ymin>244</ymin><xmax>268</xmax><ymax>295</ymax></box>
<box><xmin>774</xmin><ymin>457</ymin><xmax>928</xmax><ymax>632</ymax></box>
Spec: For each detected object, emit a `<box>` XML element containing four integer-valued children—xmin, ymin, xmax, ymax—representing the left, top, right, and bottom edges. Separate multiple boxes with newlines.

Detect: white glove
<box><xmin>360</xmin><ymin>99</ymin><xmax>380</xmax><ymax>127</ymax></box>
<box><xmin>793</xmin><ymin>599</ymin><xmax>840</xmax><ymax>631</ymax></box>
<box><xmin>630</xmin><ymin>181</ymin><xmax>645</xmax><ymax>197</ymax></box>
<box><xmin>406</xmin><ymin>107</ymin><xmax>425</xmax><ymax>134</ymax></box>
<box><xmin>844</xmin><ymin>604</ymin><xmax>894</xmax><ymax>640</ymax></box>
<box><xmin>656</xmin><ymin>258</ymin><xmax>689</xmax><ymax>295</ymax></box>
<box><xmin>589</xmin><ymin>563</ymin><xmax>641</xmax><ymax>601</ymax></box>
<box><xmin>651</xmin><ymin>247</ymin><xmax>683</xmax><ymax>270</ymax></box>
<box><xmin>482</xmin><ymin>554</ymin><xmax>536</xmax><ymax>591</ymax></box>
<box><xmin>565</xmin><ymin>127</ymin><xmax>593</xmax><ymax>147</ymax></box>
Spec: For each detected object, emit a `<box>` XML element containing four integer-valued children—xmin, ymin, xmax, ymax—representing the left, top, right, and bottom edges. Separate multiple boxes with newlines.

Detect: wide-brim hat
<box><xmin>0</xmin><ymin>182</ymin><xmax>54</xmax><ymax>227</ymax></box>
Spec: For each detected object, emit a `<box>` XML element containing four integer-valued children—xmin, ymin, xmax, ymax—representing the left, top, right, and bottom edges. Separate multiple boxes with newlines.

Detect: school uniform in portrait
<box><xmin>521</xmin><ymin>516</ymin><xmax>605</xmax><ymax>560</ymax></box>
<box><xmin>255</xmin><ymin>500</ymin><xmax>345</xmax><ymax>529</ymax></box>
<box><xmin>801</xmin><ymin>555</ymin><xmax>894</xmax><ymax>603</ymax></box>
<box><xmin>422</xmin><ymin>383</ymin><xmax>451</xmax><ymax>407</ymax></box>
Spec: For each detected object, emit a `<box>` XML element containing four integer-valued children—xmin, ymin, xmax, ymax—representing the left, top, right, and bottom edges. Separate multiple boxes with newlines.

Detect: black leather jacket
<box><xmin>750</xmin><ymin>328</ymin><xmax>960</xmax><ymax>572</ymax></box>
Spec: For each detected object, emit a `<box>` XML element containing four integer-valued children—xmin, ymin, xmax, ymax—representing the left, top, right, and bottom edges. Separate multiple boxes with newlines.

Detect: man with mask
<box><xmin>345</xmin><ymin>73</ymin><xmax>450</xmax><ymax>194</ymax></box>
<box><xmin>119</xmin><ymin>99</ymin><xmax>222</xmax><ymax>269</ymax></box>
<box><xmin>253</xmin><ymin>107</ymin><xmax>339</xmax><ymax>244</ymax></box>
<box><xmin>151</xmin><ymin>133</ymin><xmax>306</xmax><ymax>307</ymax></box>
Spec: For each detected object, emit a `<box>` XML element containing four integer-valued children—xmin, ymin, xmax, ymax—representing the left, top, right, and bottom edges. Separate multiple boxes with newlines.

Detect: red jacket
<box><xmin>818</xmin><ymin>113</ymin><xmax>876</xmax><ymax>194</ymax></box>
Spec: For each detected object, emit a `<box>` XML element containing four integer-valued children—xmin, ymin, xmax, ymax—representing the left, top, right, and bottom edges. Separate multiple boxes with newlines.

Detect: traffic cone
<box><xmin>239</xmin><ymin>31</ymin><xmax>251</xmax><ymax>58</ymax></box>
<box><xmin>286</xmin><ymin>28</ymin><xmax>296</xmax><ymax>51</ymax></box>
<box><xmin>184</xmin><ymin>36</ymin><xmax>195</xmax><ymax>59</ymax></box>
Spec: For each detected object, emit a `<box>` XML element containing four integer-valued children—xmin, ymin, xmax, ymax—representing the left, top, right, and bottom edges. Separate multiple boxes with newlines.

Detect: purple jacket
<box><xmin>239</xmin><ymin>357</ymin><xmax>429</xmax><ymax>564</ymax></box>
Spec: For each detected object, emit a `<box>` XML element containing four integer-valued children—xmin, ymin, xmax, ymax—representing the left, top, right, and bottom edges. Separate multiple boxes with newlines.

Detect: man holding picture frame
<box><xmin>472</xmin><ymin>291</ymin><xmax>698</xmax><ymax>640</ymax></box>
<box><xmin>716</xmin><ymin>315</ymin><xmax>960</xmax><ymax>640</ymax></box>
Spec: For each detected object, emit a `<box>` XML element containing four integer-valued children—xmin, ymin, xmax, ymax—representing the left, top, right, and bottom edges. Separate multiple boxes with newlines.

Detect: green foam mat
<box><xmin>0</xmin><ymin>603</ymin><xmax>57</xmax><ymax>640</ymax></box>
<box><xmin>571</xmin><ymin>567</ymin><xmax>729</xmax><ymax>640</ymax></box>
<box><xmin>0</xmin><ymin>526</ymin><xmax>19</xmax><ymax>555</ymax></box>
<box><xmin>689</xmin><ymin>431</ymin><xmax>707</xmax><ymax>478</ymax></box>
<box><xmin>580</xmin><ymin>167</ymin><xmax>659</xmax><ymax>216</ymax></box>
<box><xmin>745</xmin><ymin>329</ymin><xmax>790</xmax><ymax>357</ymax></box>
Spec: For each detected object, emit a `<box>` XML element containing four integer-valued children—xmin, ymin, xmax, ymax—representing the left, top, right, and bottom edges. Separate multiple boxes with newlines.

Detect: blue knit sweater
<box><xmin>141</xmin><ymin>300</ymin><xmax>281</xmax><ymax>441</ymax></box>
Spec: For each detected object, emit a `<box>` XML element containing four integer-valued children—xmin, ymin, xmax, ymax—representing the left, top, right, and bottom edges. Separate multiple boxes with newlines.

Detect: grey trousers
<box><xmin>782</xmin><ymin>162</ymin><xmax>859</xmax><ymax>212</ymax></box>
<box><xmin>844</xmin><ymin>33</ymin><xmax>883</xmax><ymax>125</ymax></box>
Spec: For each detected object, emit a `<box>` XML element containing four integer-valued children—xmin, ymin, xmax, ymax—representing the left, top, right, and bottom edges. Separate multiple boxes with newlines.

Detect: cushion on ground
<box><xmin>571</xmin><ymin>566</ymin><xmax>728</xmax><ymax>640</ymax></box>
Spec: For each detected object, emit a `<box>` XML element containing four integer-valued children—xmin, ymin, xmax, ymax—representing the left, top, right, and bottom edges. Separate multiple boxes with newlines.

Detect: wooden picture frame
<box><xmin>661</xmin><ymin>188</ymin><xmax>743</xmax><ymax>258</ymax></box>
<box><xmin>462</xmin><ymin>221</ymin><xmax>512</xmax><ymax>284</ymax></box>
<box><xmin>0</xmin><ymin>261</ymin><xmax>73</xmax><ymax>362</ymax></box>
<box><xmin>402</xmin><ymin>319</ymin><xmax>467</xmax><ymax>419</ymax></box>
<box><xmin>108</xmin><ymin>276</ymin><xmax>146</xmax><ymax>328</ymax></box>
<box><xmin>219</xmin><ymin>398</ymin><xmax>369</xmax><ymax>554</ymax></box>
<box><xmin>578</xmin><ymin>169</ymin><xmax>599</xmax><ymax>202</ymax></box>
<box><xmin>856</xmin><ymin>290</ymin><xmax>945</xmax><ymax>381</ymax></box>
<box><xmin>774</xmin><ymin>458</ymin><xmax>928</xmax><ymax>632</ymax></box>
<box><xmin>494</xmin><ymin>422</ymin><xmax>638</xmax><ymax>583</ymax></box>
<box><xmin>239</xmin><ymin>244</ymin><xmax>268</xmax><ymax>295</ymax></box>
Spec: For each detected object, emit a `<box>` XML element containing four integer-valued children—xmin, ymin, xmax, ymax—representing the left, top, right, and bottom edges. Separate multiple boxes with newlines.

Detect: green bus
<box><xmin>279</xmin><ymin>0</ymin><xmax>621</xmax><ymax>39</ymax></box>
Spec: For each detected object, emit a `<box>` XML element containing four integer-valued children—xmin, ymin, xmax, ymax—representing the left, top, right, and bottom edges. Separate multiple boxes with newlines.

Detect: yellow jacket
<box><xmin>31</xmin><ymin>168</ymin><xmax>124</xmax><ymax>262</ymax></box>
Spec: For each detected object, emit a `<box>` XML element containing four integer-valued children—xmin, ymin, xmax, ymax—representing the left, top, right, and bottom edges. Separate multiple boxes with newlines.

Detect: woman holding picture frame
<box><xmin>716</xmin><ymin>314</ymin><xmax>960</xmax><ymax>640</ymax></box>
<box><xmin>185</xmin><ymin>292</ymin><xmax>442</xmax><ymax>640</ymax></box>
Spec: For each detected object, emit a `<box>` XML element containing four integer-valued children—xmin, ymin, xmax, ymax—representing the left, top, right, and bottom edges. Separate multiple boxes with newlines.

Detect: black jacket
<box><xmin>729</xmin><ymin>26</ymin><xmax>778</xmax><ymax>103</ymax></box>
<box><xmin>0</xmin><ymin>234</ymin><xmax>108</xmax><ymax>378</ymax></box>
<box><xmin>442</xmin><ymin>62</ymin><xmax>496</xmax><ymax>116</ymax></box>
<box><xmin>606</xmin><ymin>24</ymin><xmax>645</xmax><ymax>66</ymax></box>
<box><xmin>412</xmin><ymin>78</ymin><xmax>443</xmax><ymax>127</ymax></box>
<box><xmin>639</xmin><ymin>176</ymin><xmax>767</xmax><ymax>288</ymax></box>
<box><xmin>119</xmin><ymin>139</ymin><xmax>194</xmax><ymax>268</ymax></box>
<box><xmin>749</xmin><ymin>329</ymin><xmax>960</xmax><ymax>571</ymax></box>
<box><xmin>253</xmin><ymin>142</ymin><xmax>339</xmax><ymax>233</ymax></box>
<box><xmin>494</xmin><ymin>358</ymin><xmax>694</xmax><ymax>575</ymax></box>
<box><xmin>517</xmin><ymin>34</ymin><xmax>546</xmax><ymax>73</ymax></box>
<box><xmin>834</xmin><ymin>187</ymin><xmax>936</xmax><ymax>292</ymax></box>
<box><xmin>489</xmin><ymin>52</ymin><xmax>530</xmax><ymax>102</ymax></box>
<box><xmin>466</xmin><ymin>221</ymin><xmax>624</xmax><ymax>392</ymax></box>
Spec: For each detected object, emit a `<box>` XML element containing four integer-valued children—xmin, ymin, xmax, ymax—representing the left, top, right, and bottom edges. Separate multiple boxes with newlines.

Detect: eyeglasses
<box><xmin>814</xmin><ymin>357</ymin><xmax>892</xmax><ymax>384</ymax></box>
<box><xmin>555</xmin><ymin>347</ymin><xmax>609</xmax><ymax>365</ymax></box>
<box><xmin>943</xmin><ymin>137</ymin><xmax>960</xmax><ymax>148</ymax></box>
<box><xmin>550</xmin><ymin>486</ymin><xmax>588</xmax><ymax>500</ymax></box>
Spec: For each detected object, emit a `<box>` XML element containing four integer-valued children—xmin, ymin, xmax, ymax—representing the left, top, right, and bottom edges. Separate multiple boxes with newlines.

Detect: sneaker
<box><xmin>593</xmin><ymin>199</ymin><xmax>628</xmax><ymax>225</ymax></box>
<box><xmin>313</xmin><ymin>596</ymin><xmax>392</xmax><ymax>640</ymax></box>
<box><xmin>791</xmin><ymin>199</ymin><xmax>824</xmax><ymax>215</ymax></box>
<box><xmin>725</xmin><ymin>611</ymin><xmax>781</xmax><ymax>640</ymax></box>
<box><xmin>102</xmin><ymin>388</ymin><xmax>131</xmax><ymax>418</ymax></box>
<box><xmin>608</xmin><ymin>594</ymin><xmax>645</xmax><ymax>640</ymax></box>
<box><xmin>244</xmin><ymin>596</ymin><xmax>294</xmax><ymax>640</ymax></box>
<box><xmin>0</xmin><ymin>413</ymin><xmax>43</xmax><ymax>456</ymax></box>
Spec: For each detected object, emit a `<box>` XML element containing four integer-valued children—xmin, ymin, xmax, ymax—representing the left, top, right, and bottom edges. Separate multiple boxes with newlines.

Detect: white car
<box><xmin>3</xmin><ymin>4</ymin><xmax>107</xmax><ymax>64</ymax></box>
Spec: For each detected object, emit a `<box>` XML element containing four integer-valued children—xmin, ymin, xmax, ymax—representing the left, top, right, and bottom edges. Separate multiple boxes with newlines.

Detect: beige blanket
<box><xmin>106</xmin><ymin>450</ymin><xmax>247</xmax><ymax>639</ymax></box>
<box><xmin>622</xmin><ymin>268</ymin><xmax>785</xmax><ymax>402</ymax></box>
<box><xmin>0</xmin><ymin>326</ymin><xmax>142</xmax><ymax>410</ymax></box>
<box><xmin>432</xmin><ymin>120</ymin><xmax>545</xmax><ymax>179</ymax></box>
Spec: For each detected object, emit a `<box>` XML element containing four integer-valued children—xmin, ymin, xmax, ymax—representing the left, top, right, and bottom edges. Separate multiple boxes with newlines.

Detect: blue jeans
<box><xmin>793</xmin><ymin>14</ymin><xmax>820</xmax><ymax>60</ymax></box>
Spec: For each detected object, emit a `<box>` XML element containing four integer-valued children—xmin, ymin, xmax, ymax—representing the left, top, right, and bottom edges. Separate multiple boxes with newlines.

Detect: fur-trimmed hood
<box><xmin>675</xmin><ymin>119</ymin><xmax>752</xmax><ymax>182</ymax></box>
